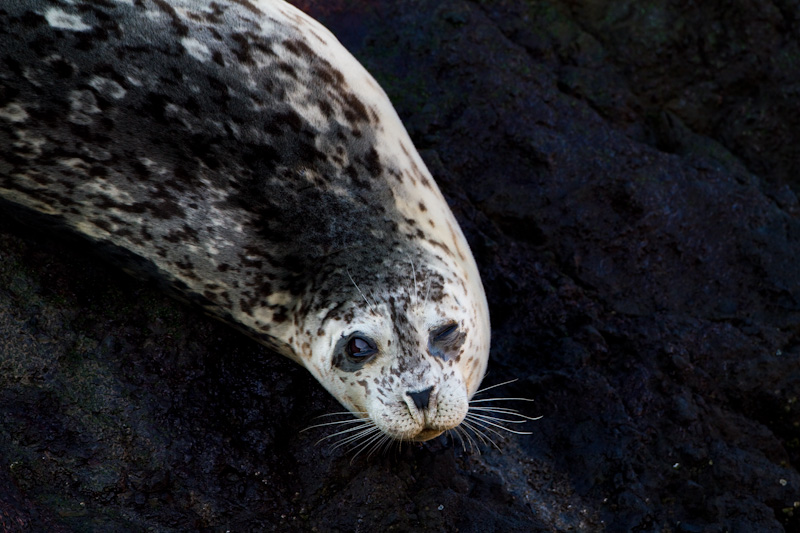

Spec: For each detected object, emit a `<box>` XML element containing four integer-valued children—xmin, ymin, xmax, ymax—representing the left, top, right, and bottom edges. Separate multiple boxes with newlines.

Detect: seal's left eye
<box><xmin>432</xmin><ymin>323</ymin><xmax>458</xmax><ymax>342</ymax></box>
<box><xmin>346</xmin><ymin>336</ymin><xmax>377</xmax><ymax>361</ymax></box>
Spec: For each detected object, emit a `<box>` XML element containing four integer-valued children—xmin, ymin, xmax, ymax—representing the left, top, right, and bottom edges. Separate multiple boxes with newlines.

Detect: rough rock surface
<box><xmin>1</xmin><ymin>0</ymin><xmax>799</xmax><ymax>531</ymax></box>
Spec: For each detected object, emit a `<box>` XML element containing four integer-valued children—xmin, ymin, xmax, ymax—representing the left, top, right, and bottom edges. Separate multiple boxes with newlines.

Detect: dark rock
<box><xmin>2</xmin><ymin>0</ymin><xmax>799</xmax><ymax>531</ymax></box>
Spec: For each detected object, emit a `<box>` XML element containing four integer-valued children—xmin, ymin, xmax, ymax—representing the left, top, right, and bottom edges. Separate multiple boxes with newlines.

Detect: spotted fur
<box><xmin>0</xmin><ymin>0</ymin><xmax>490</xmax><ymax>441</ymax></box>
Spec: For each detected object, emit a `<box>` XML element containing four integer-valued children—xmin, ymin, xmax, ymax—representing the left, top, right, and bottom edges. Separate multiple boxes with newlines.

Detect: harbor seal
<box><xmin>0</xmin><ymin>0</ymin><xmax>490</xmax><ymax>443</ymax></box>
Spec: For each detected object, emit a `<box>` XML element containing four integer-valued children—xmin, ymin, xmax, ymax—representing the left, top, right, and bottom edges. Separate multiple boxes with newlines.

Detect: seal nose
<box><xmin>407</xmin><ymin>386</ymin><xmax>434</xmax><ymax>411</ymax></box>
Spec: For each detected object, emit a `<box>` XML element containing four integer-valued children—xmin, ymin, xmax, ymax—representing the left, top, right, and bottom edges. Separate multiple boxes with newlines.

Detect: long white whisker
<box><xmin>315</xmin><ymin>423</ymin><xmax>377</xmax><ymax>446</ymax></box>
<box><xmin>468</xmin><ymin>407</ymin><xmax>543</xmax><ymax>422</ymax></box>
<box><xmin>314</xmin><ymin>421</ymin><xmax>375</xmax><ymax>439</ymax></box>
<box><xmin>447</xmin><ymin>429</ymin><xmax>463</xmax><ymax>452</ymax></box>
<box><xmin>311</xmin><ymin>411</ymin><xmax>369</xmax><ymax>418</ymax></box>
<box><xmin>465</xmin><ymin>414</ymin><xmax>533</xmax><ymax>436</ymax></box>
<box><xmin>453</xmin><ymin>425</ymin><xmax>475</xmax><ymax>454</ymax></box>
<box><xmin>366</xmin><ymin>433</ymin><xmax>393</xmax><ymax>459</ymax></box>
<box><xmin>331</xmin><ymin>425</ymin><xmax>381</xmax><ymax>451</ymax></box>
<box><xmin>460</xmin><ymin>419</ymin><xmax>499</xmax><ymax>450</ymax></box>
<box><xmin>460</xmin><ymin>419</ymin><xmax>491</xmax><ymax>445</ymax></box>
<box><xmin>462</xmin><ymin>425</ymin><xmax>479</xmax><ymax>453</ymax></box>
<box><xmin>469</xmin><ymin>397</ymin><xmax>536</xmax><ymax>404</ymax></box>
<box><xmin>368</xmin><ymin>287</ymin><xmax>380</xmax><ymax>309</ymax></box>
<box><xmin>410</xmin><ymin>259</ymin><xmax>418</xmax><ymax>307</ymax></box>
<box><xmin>472</xmin><ymin>378</ymin><xmax>520</xmax><ymax>396</ymax></box>
<box><xmin>469</xmin><ymin>406</ymin><xmax>532</xmax><ymax>414</ymax></box>
<box><xmin>464</xmin><ymin>416</ymin><xmax>516</xmax><ymax>443</ymax></box>
<box><xmin>302</xmin><ymin>418</ymin><xmax>370</xmax><ymax>432</ymax></box>
<box><xmin>423</xmin><ymin>276</ymin><xmax>431</xmax><ymax>309</ymax></box>
<box><xmin>346</xmin><ymin>267</ymin><xmax>378</xmax><ymax>315</ymax></box>
<box><xmin>467</xmin><ymin>412</ymin><xmax>534</xmax><ymax>425</ymax></box>
<box><xmin>349</xmin><ymin>429</ymin><xmax>388</xmax><ymax>461</ymax></box>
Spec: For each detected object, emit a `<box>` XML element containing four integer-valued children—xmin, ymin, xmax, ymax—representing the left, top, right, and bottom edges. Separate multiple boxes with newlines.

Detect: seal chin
<box><xmin>411</xmin><ymin>428</ymin><xmax>446</xmax><ymax>442</ymax></box>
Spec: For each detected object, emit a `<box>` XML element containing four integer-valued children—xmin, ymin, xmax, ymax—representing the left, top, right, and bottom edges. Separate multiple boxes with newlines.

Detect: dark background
<box><xmin>2</xmin><ymin>0</ymin><xmax>799</xmax><ymax>531</ymax></box>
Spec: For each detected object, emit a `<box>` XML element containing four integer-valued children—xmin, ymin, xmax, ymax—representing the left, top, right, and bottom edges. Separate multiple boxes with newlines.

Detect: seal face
<box><xmin>0</xmin><ymin>0</ymin><xmax>490</xmax><ymax>442</ymax></box>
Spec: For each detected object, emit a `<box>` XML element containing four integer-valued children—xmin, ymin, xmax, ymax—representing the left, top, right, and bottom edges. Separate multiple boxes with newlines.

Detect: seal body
<box><xmin>0</xmin><ymin>0</ymin><xmax>490</xmax><ymax>442</ymax></box>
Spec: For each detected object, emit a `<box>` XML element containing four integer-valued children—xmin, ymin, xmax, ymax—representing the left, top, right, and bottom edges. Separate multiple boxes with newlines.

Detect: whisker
<box><xmin>469</xmin><ymin>397</ymin><xmax>536</xmax><ymax>404</ymax></box>
<box><xmin>366</xmin><ymin>433</ymin><xmax>394</xmax><ymax>459</ymax></box>
<box><xmin>446</xmin><ymin>429</ymin><xmax>461</xmax><ymax>452</ymax></box>
<box><xmin>464</xmin><ymin>416</ymin><xmax>516</xmax><ymax>443</ymax></box>
<box><xmin>410</xmin><ymin>259</ymin><xmax>419</xmax><ymax>308</ymax></box>
<box><xmin>368</xmin><ymin>287</ymin><xmax>381</xmax><ymax>309</ymax></box>
<box><xmin>472</xmin><ymin>378</ymin><xmax>520</xmax><ymax>396</ymax></box>
<box><xmin>451</xmin><ymin>425</ymin><xmax>475</xmax><ymax>454</ymax></box>
<box><xmin>464</xmin><ymin>414</ymin><xmax>533</xmax><ymax>436</ymax></box>
<box><xmin>468</xmin><ymin>406</ymin><xmax>543</xmax><ymax>422</ymax></box>
<box><xmin>460</xmin><ymin>419</ymin><xmax>499</xmax><ymax>450</ymax></box>
<box><xmin>349</xmin><ymin>429</ymin><xmax>388</xmax><ymax>461</ymax></box>
<box><xmin>310</xmin><ymin>411</ymin><xmax>369</xmax><ymax>418</ymax></box>
<box><xmin>466</xmin><ymin>412</ymin><xmax>534</xmax><ymax>425</ymax></box>
<box><xmin>302</xmin><ymin>417</ymin><xmax>370</xmax><ymax>432</ymax></box>
<box><xmin>461</xmin><ymin>425</ymin><xmax>479</xmax><ymax>454</ymax></box>
<box><xmin>331</xmin><ymin>425</ymin><xmax>381</xmax><ymax>451</ymax></box>
<box><xmin>346</xmin><ymin>267</ymin><xmax>379</xmax><ymax>315</ymax></box>
<box><xmin>312</xmin><ymin>421</ymin><xmax>371</xmax><ymax>442</ymax></box>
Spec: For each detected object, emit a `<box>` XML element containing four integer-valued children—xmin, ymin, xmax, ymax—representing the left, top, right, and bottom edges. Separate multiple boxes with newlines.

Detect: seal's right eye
<box><xmin>346</xmin><ymin>336</ymin><xmax>377</xmax><ymax>361</ymax></box>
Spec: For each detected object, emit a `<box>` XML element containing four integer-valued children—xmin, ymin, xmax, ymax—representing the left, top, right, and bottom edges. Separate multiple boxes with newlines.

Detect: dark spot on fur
<box><xmin>242</xmin><ymin>143</ymin><xmax>280</xmax><ymax>176</ymax></box>
<box><xmin>362</xmin><ymin>147</ymin><xmax>381</xmax><ymax>178</ymax></box>
<box><xmin>313</xmin><ymin>62</ymin><xmax>345</xmax><ymax>87</ymax></box>
<box><xmin>229</xmin><ymin>0</ymin><xmax>263</xmax><ymax>15</ymax></box>
<box><xmin>131</xmin><ymin>160</ymin><xmax>151</xmax><ymax>178</ymax></box>
<box><xmin>230</xmin><ymin>33</ymin><xmax>254</xmax><ymax>64</ymax></box>
<box><xmin>206</xmin><ymin>75</ymin><xmax>230</xmax><ymax>107</ymax></box>
<box><xmin>212</xmin><ymin>49</ymin><xmax>225</xmax><ymax>66</ymax></box>
<box><xmin>93</xmin><ymin>218</ymin><xmax>111</xmax><ymax>232</ymax></box>
<box><xmin>144</xmin><ymin>92</ymin><xmax>171</xmax><ymax>124</ymax></box>
<box><xmin>316</xmin><ymin>98</ymin><xmax>333</xmax><ymax>119</ymax></box>
<box><xmin>343</xmin><ymin>93</ymin><xmax>369</xmax><ymax>123</ymax></box>
<box><xmin>277</xmin><ymin>61</ymin><xmax>297</xmax><ymax>78</ymax></box>
<box><xmin>201</xmin><ymin>2</ymin><xmax>225</xmax><ymax>23</ymax></box>
<box><xmin>175</xmin><ymin>259</ymin><xmax>195</xmax><ymax>271</ymax></box>
<box><xmin>89</xmin><ymin>165</ymin><xmax>108</xmax><ymax>177</ymax></box>
<box><xmin>51</xmin><ymin>58</ymin><xmax>74</xmax><ymax>78</ymax></box>
<box><xmin>152</xmin><ymin>0</ymin><xmax>189</xmax><ymax>36</ymax></box>
<box><xmin>20</xmin><ymin>10</ymin><xmax>47</xmax><ymax>28</ymax></box>
<box><xmin>283</xmin><ymin>38</ymin><xmax>314</xmax><ymax>58</ymax></box>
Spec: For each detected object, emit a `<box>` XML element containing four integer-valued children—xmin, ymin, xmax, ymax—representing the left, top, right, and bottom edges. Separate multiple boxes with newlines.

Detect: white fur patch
<box><xmin>44</xmin><ymin>8</ymin><xmax>92</xmax><ymax>32</ymax></box>
<box><xmin>0</xmin><ymin>103</ymin><xmax>28</xmax><ymax>122</ymax></box>
<box><xmin>181</xmin><ymin>37</ymin><xmax>212</xmax><ymax>62</ymax></box>
<box><xmin>89</xmin><ymin>77</ymin><xmax>127</xmax><ymax>99</ymax></box>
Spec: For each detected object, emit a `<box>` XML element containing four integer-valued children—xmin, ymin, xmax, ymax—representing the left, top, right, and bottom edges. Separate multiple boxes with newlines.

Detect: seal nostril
<box><xmin>407</xmin><ymin>386</ymin><xmax>433</xmax><ymax>411</ymax></box>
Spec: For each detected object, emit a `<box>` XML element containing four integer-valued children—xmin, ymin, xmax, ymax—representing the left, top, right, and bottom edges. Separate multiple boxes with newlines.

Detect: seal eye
<box><xmin>432</xmin><ymin>323</ymin><xmax>458</xmax><ymax>342</ymax></box>
<box><xmin>346</xmin><ymin>336</ymin><xmax>377</xmax><ymax>361</ymax></box>
<box><xmin>428</xmin><ymin>322</ymin><xmax>463</xmax><ymax>360</ymax></box>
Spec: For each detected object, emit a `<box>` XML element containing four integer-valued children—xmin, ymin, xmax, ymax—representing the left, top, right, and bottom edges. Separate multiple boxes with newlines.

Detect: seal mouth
<box><xmin>410</xmin><ymin>428</ymin><xmax>445</xmax><ymax>442</ymax></box>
